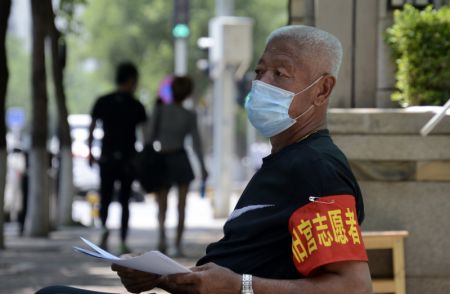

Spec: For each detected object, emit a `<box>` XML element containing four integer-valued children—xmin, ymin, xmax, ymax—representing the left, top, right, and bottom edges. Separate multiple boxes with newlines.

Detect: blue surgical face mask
<box><xmin>245</xmin><ymin>76</ymin><xmax>323</xmax><ymax>137</ymax></box>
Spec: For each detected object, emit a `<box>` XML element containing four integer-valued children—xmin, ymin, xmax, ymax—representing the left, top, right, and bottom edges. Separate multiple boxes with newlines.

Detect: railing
<box><xmin>420</xmin><ymin>98</ymin><xmax>450</xmax><ymax>136</ymax></box>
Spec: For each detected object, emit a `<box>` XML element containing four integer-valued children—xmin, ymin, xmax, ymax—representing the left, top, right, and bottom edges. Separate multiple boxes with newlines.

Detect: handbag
<box><xmin>132</xmin><ymin>103</ymin><xmax>165</xmax><ymax>193</ymax></box>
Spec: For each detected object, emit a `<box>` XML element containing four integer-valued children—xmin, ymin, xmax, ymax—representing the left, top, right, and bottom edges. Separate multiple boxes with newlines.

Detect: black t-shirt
<box><xmin>197</xmin><ymin>129</ymin><xmax>367</xmax><ymax>279</ymax></box>
<box><xmin>91</xmin><ymin>91</ymin><xmax>146</xmax><ymax>159</ymax></box>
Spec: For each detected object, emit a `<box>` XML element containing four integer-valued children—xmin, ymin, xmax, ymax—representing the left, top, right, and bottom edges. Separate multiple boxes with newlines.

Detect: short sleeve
<box><xmin>136</xmin><ymin>101</ymin><xmax>147</xmax><ymax>124</ymax></box>
<box><xmin>290</xmin><ymin>155</ymin><xmax>365</xmax><ymax>224</ymax></box>
<box><xmin>288</xmin><ymin>195</ymin><xmax>368</xmax><ymax>276</ymax></box>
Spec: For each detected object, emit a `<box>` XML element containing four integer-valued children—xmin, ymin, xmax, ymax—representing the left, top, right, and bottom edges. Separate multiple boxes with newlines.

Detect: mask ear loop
<box><xmin>290</xmin><ymin>75</ymin><xmax>324</xmax><ymax>121</ymax></box>
<box><xmin>293</xmin><ymin>75</ymin><xmax>324</xmax><ymax>97</ymax></box>
<box><xmin>293</xmin><ymin>104</ymin><xmax>314</xmax><ymax>121</ymax></box>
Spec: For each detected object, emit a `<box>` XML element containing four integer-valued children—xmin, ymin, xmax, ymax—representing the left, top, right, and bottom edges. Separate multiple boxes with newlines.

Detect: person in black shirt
<box><xmin>110</xmin><ymin>25</ymin><xmax>372</xmax><ymax>294</ymax></box>
<box><xmin>37</xmin><ymin>25</ymin><xmax>371</xmax><ymax>294</ymax></box>
<box><xmin>88</xmin><ymin>62</ymin><xmax>147</xmax><ymax>254</ymax></box>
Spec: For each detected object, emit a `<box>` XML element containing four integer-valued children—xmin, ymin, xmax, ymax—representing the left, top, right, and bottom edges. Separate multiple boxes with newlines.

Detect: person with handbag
<box><xmin>146</xmin><ymin>76</ymin><xmax>208</xmax><ymax>257</ymax></box>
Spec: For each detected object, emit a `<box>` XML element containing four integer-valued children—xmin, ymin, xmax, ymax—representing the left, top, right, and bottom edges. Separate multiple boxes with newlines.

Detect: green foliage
<box><xmin>64</xmin><ymin>0</ymin><xmax>286</xmax><ymax>114</ymax></box>
<box><xmin>386</xmin><ymin>4</ymin><xmax>450</xmax><ymax>106</ymax></box>
<box><xmin>6</xmin><ymin>0</ymin><xmax>287</xmax><ymax>127</ymax></box>
<box><xmin>55</xmin><ymin>0</ymin><xmax>87</xmax><ymax>34</ymax></box>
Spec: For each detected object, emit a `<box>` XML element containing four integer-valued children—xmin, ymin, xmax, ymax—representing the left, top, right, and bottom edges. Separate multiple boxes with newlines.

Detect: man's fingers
<box><xmin>120</xmin><ymin>276</ymin><xmax>162</xmax><ymax>294</ymax></box>
<box><xmin>123</xmin><ymin>279</ymin><xmax>158</xmax><ymax>293</ymax></box>
<box><xmin>111</xmin><ymin>263</ymin><xmax>138</xmax><ymax>274</ymax></box>
<box><xmin>111</xmin><ymin>263</ymin><xmax>129</xmax><ymax>272</ymax></box>
<box><xmin>117</xmin><ymin>269</ymin><xmax>159</xmax><ymax>280</ymax></box>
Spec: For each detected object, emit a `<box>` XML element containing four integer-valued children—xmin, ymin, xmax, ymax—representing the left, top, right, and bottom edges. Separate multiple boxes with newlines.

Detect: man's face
<box><xmin>255</xmin><ymin>39</ymin><xmax>314</xmax><ymax>91</ymax></box>
<box><xmin>254</xmin><ymin>39</ymin><xmax>317</xmax><ymax>117</ymax></box>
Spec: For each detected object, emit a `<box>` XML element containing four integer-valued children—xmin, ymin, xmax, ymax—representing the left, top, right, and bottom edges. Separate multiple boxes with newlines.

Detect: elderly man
<box><xmin>37</xmin><ymin>25</ymin><xmax>372</xmax><ymax>294</ymax></box>
<box><xmin>112</xmin><ymin>25</ymin><xmax>372</xmax><ymax>294</ymax></box>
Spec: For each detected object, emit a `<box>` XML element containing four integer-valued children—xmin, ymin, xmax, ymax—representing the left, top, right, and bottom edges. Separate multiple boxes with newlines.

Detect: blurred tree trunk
<box><xmin>46</xmin><ymin>0</ymin><xmax>74</xmax><ymax>226</ymax></box>
<box><xmin>0</xmin><ymin>0</ymin><xmax>12</xmax><ymax>249</ymax></box>
<box><xmin>25</xmin><ymin>0</ymin><xmax>50</xmax><ymax>236</ymax></box>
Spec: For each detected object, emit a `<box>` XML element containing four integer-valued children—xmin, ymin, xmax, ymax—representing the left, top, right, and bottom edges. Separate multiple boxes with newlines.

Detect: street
<box><xmin>0</xmin><ymin>191</ymin><xmax>237</xmax><ymax>294</ymax></box>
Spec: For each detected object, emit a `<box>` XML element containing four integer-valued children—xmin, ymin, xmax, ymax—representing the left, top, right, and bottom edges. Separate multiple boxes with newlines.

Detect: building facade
<box><xmin>288</xmin><ymin>0</ymin><xmax>449</xmax><ymax>108</ymax></box>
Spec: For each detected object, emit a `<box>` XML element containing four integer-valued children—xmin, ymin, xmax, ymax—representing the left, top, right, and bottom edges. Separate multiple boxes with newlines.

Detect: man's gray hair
<box><xmin>267</xmin><ymin>25</ymin><xmax>343</xmax><ymax>77</ymax></box>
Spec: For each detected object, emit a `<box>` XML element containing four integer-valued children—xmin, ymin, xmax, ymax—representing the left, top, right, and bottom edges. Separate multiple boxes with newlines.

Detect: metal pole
<box><xmin>212</xmin><ymin>0</ymin><xmax>235</xmax><ymax>217</ymax></box>
<box><xmin>216</xmin><ymin>0</ymin><xmax>234</xmax><ymax>16</ymax></box>
<box><xmin>212</xmin><ymin>65</ymin><xmax>236</xmax><ymax>217</ymax></box>
<box><xmin>174</xmin><ymin>38</ymin><xmax>188</xmax><ymax>75</ymax></box>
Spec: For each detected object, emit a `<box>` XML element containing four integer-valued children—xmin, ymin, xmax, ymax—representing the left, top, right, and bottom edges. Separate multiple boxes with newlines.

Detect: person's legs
<box><xmin>156</xmin><ymin>186</ymin><xmax>170</xmax><ymax>253</ymax></box>
<box><xmin>99</xmin><ymin>162</ymin><xmax>115</xmax><ymax>250</ymax></box>
<box><xmin>118</xmin><ymin>168</ymin><xmax>133</xmax><ymax>254</ymax></box>
<box><xmin>36</xmin><ymin>285</ymin><xmax>117</xmax><ymax>294</ymax></box>
<box><xmin>19</xmin><ymin>173</ymin><xmax>28</xmax><ymax>235</ymax></box>
<box><xmin>175</xmin><ymin>183</ymin><xmax>189</xmax><ymax>256</ymax></box>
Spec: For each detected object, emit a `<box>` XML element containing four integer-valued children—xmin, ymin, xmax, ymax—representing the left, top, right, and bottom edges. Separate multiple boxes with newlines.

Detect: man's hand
<box><xmin>111</xmin><ymin>264</ymin><xmax>162</xmax><ymax>294</ymax></box>
<box><xmin>166</xmin><ymin>262</ymin><xmax>241</xmax><ymax>294</ymax></box>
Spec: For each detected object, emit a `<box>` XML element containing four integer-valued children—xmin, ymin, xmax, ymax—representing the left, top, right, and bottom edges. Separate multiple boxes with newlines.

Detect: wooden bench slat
<box><xmin>373</xmin><ymin>279</ymin><xmax>396</xmax><ymax>293</ymax></box>
<box><xmin>362</xmin><ymin>231</ymin><xmax>408</xmax><ymax>294</ymax></box>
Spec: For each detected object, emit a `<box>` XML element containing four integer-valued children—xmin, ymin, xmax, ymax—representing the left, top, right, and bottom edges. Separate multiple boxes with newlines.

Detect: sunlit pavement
<box><xmin>0</xmin><ymin>191</ymin><xmax>239</xmax><ymax>294</ymax></box>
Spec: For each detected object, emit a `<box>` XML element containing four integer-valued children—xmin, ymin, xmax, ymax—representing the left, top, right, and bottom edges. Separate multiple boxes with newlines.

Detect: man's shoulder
<box><xmin>288</xmin><ymin>135</ymin><xmax>345</xmax><ymax>173</ymax></box>
<box><xmin>131</xmin><ymin>97</ymin><xmax>145</xmax><ymax>109</ymax></box>
<box><xmin>94</xmin><ymin>92</ymin><xmax>116</xmax><ymax>106</ymax></box>
<box><xmin>97</xmin><ymin>91</ymin><xmax>116</xmax><ymax>100</ymax></box>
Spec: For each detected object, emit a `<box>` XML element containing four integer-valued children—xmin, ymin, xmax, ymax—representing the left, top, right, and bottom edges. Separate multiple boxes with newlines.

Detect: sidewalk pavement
<box><xmin>0</xmin><ymin>192</ymin><xmax>232</xmax><ymax>294</ymax></box>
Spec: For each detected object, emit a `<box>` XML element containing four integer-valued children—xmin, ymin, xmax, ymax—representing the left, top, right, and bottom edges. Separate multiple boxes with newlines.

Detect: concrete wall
<box><xmin>328</xmin><ymin>108</ymin><xmax>450</xmax><ymax>294</ymax></box>
<box><xmin>290</xmin><ymin>0</ymin><xmax>396</xmax><ymax>108</ymax></box>
<box><xmin>316</xmin><ymin>0</ymin><xmax>379</xmax><ymax>108</ymax></box>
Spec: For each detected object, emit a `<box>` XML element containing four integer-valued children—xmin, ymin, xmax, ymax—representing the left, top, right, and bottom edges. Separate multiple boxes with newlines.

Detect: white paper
<box><xmin>73</xmin><ymin>237</ymin><xmax>192</xmax><ymax>275</ymax></box>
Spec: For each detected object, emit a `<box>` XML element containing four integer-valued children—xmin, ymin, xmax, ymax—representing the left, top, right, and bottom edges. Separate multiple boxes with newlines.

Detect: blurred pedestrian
<box><xmin>4</xmin><ymin>147</ymin><xmax>26</xmax><ymax>225</ymax></box>
<box><xmin>88</xmin><ymin>61</ymin><xmax>147</xmax><ymax>254</ymax></box>
<box><xmin>147</xmin><ymin>76</ymin><xmax>207</xmax><ymax>256</ymax></box>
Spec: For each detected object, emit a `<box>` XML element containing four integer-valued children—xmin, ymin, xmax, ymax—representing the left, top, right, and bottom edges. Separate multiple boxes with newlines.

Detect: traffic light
<box><xmin>173</xmin><ymin>0</ymin><xmax>190</xmax><ymax>38</ymax></box>
<box><xmin>172</xmin><ymin>23</ymin><xmax>190</xmax><ymax>38</ymax></box>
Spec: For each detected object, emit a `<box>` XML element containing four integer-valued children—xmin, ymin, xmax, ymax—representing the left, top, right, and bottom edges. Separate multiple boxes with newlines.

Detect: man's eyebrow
<box><xmin>257</xmin><ymin>55</ymin><xmax>294</xmax><ymax>67</ymax></box>
<box><xmin>271</xmin><ymin>56</ymin><xmax>295</xmax><ymax>71</ymax></box>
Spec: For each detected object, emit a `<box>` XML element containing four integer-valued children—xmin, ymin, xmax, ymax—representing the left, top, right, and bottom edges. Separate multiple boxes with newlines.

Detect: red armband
<box><xmin>289</xmin><ymin>195</ymin><xmax>368</xmax><ymax>276</ymax></box>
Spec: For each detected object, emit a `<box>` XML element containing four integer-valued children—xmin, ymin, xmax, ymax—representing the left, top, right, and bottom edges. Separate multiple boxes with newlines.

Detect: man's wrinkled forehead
<box><xmin>259</xmin><ymin>39</ymin><xmax>302</xmax><ymax>64</ymax></box>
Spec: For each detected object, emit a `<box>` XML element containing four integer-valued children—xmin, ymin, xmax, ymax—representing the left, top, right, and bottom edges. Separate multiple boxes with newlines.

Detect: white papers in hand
<box><xmin>73</xmin><ymin>237</ymin><xmax>191</xmax><ymax>275</ymax></box>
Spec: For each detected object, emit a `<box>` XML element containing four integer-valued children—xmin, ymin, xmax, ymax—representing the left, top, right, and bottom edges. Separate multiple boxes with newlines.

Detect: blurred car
<box><xmin>68</xmin><ymin>114</ymin><xmax>144</xmax><ymax>201</ymax></box>
<box><xmin>69</xmin><ymin>114</ymin><xmax>101</xmax><ymax>196</ymax></box>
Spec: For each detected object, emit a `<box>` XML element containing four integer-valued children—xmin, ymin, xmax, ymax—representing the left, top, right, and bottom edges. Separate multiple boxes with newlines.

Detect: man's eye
<box><xmin>254</xmin><ymin>69</ymin><xmax>264</xmax><ymax>79</ymax></box>
<box><xmin>275</xmin><ymin>70</ymin><xmax>285</xmax><ymax>77</ymax></box>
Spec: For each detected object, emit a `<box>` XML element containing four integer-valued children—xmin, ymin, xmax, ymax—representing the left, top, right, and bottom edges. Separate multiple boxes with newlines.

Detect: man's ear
<box><xmin>314</xmin><ymin>75</ymin><xmax>335</xmax><ymax>106</ymax></box>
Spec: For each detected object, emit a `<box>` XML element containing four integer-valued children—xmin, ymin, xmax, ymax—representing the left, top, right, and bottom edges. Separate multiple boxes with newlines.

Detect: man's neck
<box><xmin>117</xmin><ymin>85</ymin><xmax>133</xmax><ymax>94</ymax></box>
<box><xmin>270</xmin><ymin>120</ymin><xmax>326</xmax><ymax>154</ymax></box>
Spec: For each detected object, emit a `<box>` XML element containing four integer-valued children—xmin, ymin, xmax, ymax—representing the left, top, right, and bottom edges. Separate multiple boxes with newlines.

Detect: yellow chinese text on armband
<box><xmin>288</xmin><ymin>195</ymin><xmax>368</xmax><ymax>276</ymax></box>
